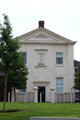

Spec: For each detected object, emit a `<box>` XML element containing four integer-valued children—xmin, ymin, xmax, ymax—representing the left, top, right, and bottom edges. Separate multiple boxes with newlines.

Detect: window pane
<box><xmin>56</xmin><ymin>88</ymin><xmax>63</xmax><ymax>93</ymax></box>
<box><xmin>56</xmin><ymin>53</ymin><xmax>63</xmax><ymax>58</ymax></box>
<box><xmin>19</xmin><ymin>89</ymin><xmax>26</xmax><ymax>92</ymax></box>
<box><xmin>21</xmin><ymin>52</ymin><xmax>27</xmax><ymax>64</ymax></box>
<box><xmin>56</xmin><ymin>77</ymin><xmax>63</xmax><ymax>93</ymax></box>
<box><xmin>56</xmin><ymin>52</ymin><xmax>63</xmax><ymax>64</ymax></box>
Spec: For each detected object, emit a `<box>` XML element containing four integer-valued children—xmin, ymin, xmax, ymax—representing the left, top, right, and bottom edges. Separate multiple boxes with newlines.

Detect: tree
<box><xmin>0</xmin><ymin>14</ymin><xmax>28</xmax><ymax>112</ymax></box>
<box><xmin>74</xmin><ymin>64</ymin><xmax>80</xmax><ymax>90</ymax></box>
<box><xmin>7</xmin><ymin>52</ymin><xmax>28</xmax><ymax>102</ymax></box>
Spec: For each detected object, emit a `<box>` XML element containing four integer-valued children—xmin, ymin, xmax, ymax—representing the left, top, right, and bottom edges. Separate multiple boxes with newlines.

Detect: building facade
<box><xmin>74</xmin><ymin>60</ymin><xmax>80</xmax><ymax>102</ymax></box>
<box><xmin>17</xmin><ymin>21</ymin><xmax>76</xmax><ymax>102</ymax></box>
<box><xmin>74</xmin><ymin>60</ymin><xmax>80</xmax><ymax>73</ymax></box>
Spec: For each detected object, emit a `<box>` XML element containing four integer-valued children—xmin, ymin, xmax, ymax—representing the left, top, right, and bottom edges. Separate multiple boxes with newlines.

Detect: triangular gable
<box><xmin>17</xmin><ymin>28</ymin><xmax>76</xmax><ymax>45</ymax></box>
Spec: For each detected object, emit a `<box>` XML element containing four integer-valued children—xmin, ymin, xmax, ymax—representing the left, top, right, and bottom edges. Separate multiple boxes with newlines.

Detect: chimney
<box><xmin>39</xmin><ymin>21</ymin><xmax>44</xmax><ymax>28</ymax></box>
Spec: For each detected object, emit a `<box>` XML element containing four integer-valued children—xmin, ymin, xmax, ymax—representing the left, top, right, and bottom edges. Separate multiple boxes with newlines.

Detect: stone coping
<box><xmin>30</xmin><ymin>117</ymin><xmax>80</xmax><ymax>120</ymax></box>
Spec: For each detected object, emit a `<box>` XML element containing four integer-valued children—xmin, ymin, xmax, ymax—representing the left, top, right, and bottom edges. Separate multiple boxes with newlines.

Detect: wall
<box><xmin>19</xmin><ymin>42</ymin><xmax>74</xmax><ymax>102</ymax></box>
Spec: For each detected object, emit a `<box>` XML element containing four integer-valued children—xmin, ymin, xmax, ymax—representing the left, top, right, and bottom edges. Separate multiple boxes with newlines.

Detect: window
<box><xmin>38</xmin><ymin>53</ymin><xmax>45</xmax><ymax>65</ymax></box>
<box><xmin>56</xmin><ymin>77</ymin><xmax>63</xmax><ymax>93</ymax></box>
<box><xmin>21</xmin><ymin>52</ymin><xmax>27</xmax><ymax>64</ymax></box>
<box><xmin>19</xmin><ymin>88</ymin><xmax>26</xmax><ymax>92</ymax></box>
<box><xmin>75</xmin><ymin>68</ymin><xmax>78</xmax><ymax>73</ymax></box>
<box><xmin>56</xmin><ymin>52</ymin><xmax>63</xmax><ymax>65</ymax></box>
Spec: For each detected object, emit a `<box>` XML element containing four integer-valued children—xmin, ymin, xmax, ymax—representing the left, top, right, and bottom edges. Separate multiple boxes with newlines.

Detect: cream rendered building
<box><xmin>17</xmin><ymin>21</ymin><xmax>76</xmax><ymax>103</ymax></box>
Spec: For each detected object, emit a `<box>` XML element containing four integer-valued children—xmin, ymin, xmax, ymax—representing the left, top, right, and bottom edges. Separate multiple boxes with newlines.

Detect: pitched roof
<box><xmin>16</xmin><ymin>27</ymin><xmax>76</xmax><ymax>45</ymax></box>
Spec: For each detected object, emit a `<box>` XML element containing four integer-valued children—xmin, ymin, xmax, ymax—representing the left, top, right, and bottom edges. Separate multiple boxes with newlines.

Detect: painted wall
<box><xmin>19</xmin><ymin>42</ymin><xmax>74</xmax><ymax>102</ymax></box>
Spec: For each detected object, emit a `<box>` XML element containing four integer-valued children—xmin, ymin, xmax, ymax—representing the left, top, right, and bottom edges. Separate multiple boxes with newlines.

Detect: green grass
<box><xmin>0</xmin><ymin>103</ymin><xmax>80</xmax><ymax>120</ymax></box>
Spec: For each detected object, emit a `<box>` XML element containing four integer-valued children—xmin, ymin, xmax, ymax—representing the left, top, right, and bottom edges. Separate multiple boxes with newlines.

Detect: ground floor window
<box><xmin>56</xmin><ymin>77</ymin><xmax>63</xmax><ymax>93</ymax></box>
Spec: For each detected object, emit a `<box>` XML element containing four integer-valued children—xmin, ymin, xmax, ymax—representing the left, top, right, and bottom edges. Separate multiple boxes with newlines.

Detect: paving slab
<box><xmin>30</xmin><ymin>117</ymin><xmax>80</xmax><ymax>120</ymax></box>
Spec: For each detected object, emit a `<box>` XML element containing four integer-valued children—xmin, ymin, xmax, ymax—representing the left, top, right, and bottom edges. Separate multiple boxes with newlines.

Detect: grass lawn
<box><xmin>0</xmin><ymin>103</ymin><xmax>80</xmax><ymax>120</ymax></box>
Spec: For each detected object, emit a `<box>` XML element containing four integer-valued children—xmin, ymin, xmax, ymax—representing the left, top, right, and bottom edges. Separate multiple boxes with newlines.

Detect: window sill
<box><xmin>35</xmin><ymin>64</ymin><xmax>48</xmax><ymax>68</ymax></box>
<box><xmin>56</xmin><ymin>64</ymin><xmax>64</xmax><ymax>67</ymax></box>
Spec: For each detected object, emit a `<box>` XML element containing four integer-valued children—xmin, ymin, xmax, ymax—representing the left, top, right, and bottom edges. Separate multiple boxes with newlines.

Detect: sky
<box><xmin>0</xmin><ymin>0</ymin><xmax>80</xmax><ymax>61</ymax></box>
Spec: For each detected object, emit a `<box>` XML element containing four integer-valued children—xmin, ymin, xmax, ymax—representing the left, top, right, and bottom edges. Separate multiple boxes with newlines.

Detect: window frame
<box><xmin>21</xmin><ymin>52</ymin><xmax>27</xmax><ymax>64</ymax></box>
<box><xmin>56</xmin><ymin>77</ymin><xmax>64</xmax><ymax>93</ymax></box>
<box><xmin>56</xmin><ymin>52</ymin><xmax>63</xmax><ymax>65</ymax></box>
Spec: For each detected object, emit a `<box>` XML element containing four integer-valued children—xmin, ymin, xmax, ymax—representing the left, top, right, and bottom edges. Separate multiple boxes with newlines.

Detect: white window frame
<box><xmin>56</xmin><ymin>52</ymin><xmax>63</xmax><ymax>65</ymax></box>
<box><xmin>56</xmin><ymin>77</ymin><xmax>63</xmax><ymax>93</ymax></box>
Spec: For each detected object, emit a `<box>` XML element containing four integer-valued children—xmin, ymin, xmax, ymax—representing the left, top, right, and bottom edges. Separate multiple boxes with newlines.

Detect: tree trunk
<box><xmin>3</xmin><ymin>75</ymin><xmax>7</xmax><ymax>112</ymax></box>
<box><xmin>14</xmin><ymin>87</ymin><xmax>16</xmax><ymax>102</ymax></box>
<box><xmin>10</xmin><ymin>88</ymin><xmax>12</xmax><ymax>102</ymax></box>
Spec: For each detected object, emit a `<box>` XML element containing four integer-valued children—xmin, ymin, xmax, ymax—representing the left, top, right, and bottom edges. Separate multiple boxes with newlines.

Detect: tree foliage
<box><xmin>74</xmin><ymin>64</ymin><xmax>80</xmax><ymax>90</ymax></box>
<box><xmin>0</xmin><ymin>14</ymin><xmax>28</xmax><ymax>96</ymax></box>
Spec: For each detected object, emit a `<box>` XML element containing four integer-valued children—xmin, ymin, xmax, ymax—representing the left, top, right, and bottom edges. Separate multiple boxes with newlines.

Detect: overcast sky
<box><xmin>0</xmin><ymin>0</ymin><xmax>80</xmax><ymax>61</ymax></box>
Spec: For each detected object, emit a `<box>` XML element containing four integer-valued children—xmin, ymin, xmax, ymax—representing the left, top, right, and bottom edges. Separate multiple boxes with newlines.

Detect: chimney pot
<box><xmin>39</xmin><ymin>21</ymin><xmax>44</xmax><ymax>28</ymax></box>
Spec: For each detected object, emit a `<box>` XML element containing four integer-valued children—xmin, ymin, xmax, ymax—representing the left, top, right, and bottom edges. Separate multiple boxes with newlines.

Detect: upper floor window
<box><xmin>21</xmin><ymin>52</ymin><xmax>27</xmax><ymax>64</ymax></box>
<box><xmin>56</xmin><ymin>52</ymin><xmax>63</xmax><ymax>65</ymax></box>
<box><xmin>56</xmin><ymin>77</ymin><xmax>63</xmax><ymax>93</ymax></box>
<box><xmin>38</xmin><ymin>53</ymin><xmax>45</xmax><ymax>65</ymax></box>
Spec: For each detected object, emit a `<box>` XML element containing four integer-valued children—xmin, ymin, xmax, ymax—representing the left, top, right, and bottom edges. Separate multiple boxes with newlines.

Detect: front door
<box><xmin>38</xmin><ymin>86</ymin><xmax>45</xmax><ymax>103</ymax></box>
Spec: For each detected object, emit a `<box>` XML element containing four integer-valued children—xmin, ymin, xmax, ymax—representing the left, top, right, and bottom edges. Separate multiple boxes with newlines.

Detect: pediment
<box><xmin>20</xmin><ymin>32</ymin><xmax>60</xmax><ymax>43</ymax></box>
<box><xmin>26</xmin><ymin>32</ymin><xmax>53</xmax><ymax>41</ymax></box>
<box><xmin>35</xmin><ymin>33</ymin><xmax>49</xmax><ymax>38</ymax></box>
<box><xmin>17</xmin><ymin>28</ymin><xmax>76</xmax><ymax>44</ymax></box>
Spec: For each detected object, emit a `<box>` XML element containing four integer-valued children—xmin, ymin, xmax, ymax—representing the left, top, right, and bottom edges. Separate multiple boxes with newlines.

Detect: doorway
<box><xmin>38</xmin><ymin>86</ymin><xmax>45</xmax><ymax>102</ymax></box>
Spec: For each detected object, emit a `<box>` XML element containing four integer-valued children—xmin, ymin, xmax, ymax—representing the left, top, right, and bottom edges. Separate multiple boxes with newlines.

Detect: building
<box><xmin>16</xmin><ymin>21</ymin><xmax>76</xmax><ymax>103</ymax></box>
<box><xmin>74</xmin><ymin>60</ymin><xmax>80</xmax><ymax>102</ymax></box>
<box><xmin>0</xmin><ymin>20</ymin><xmax>76</xmax><ymax>103</ymax></box>
<box><xmin>74</xmin><ymin>60</ymin><xmax>80</xmax><ymax>73</ymax></box>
